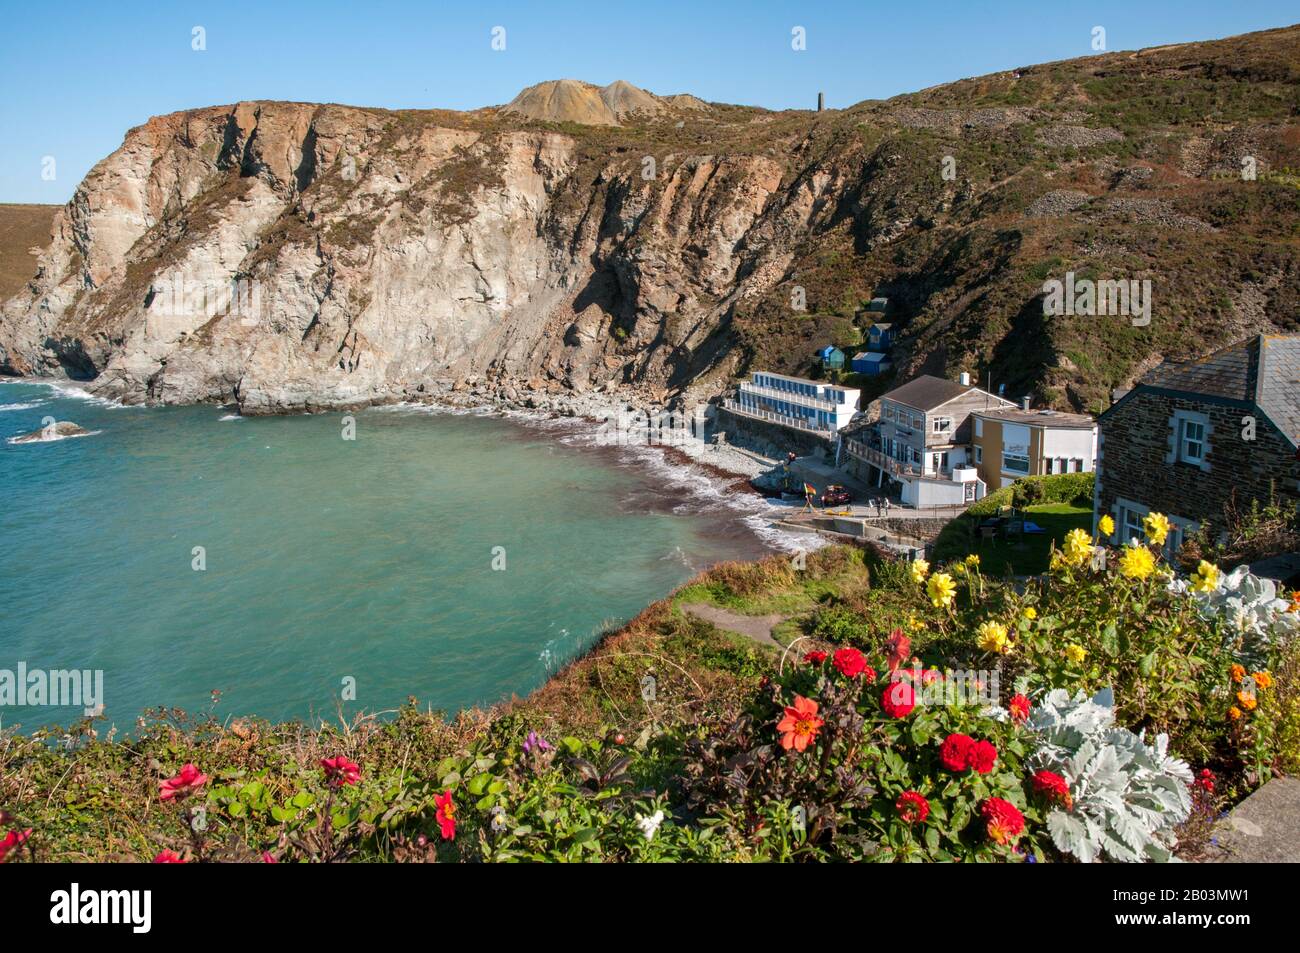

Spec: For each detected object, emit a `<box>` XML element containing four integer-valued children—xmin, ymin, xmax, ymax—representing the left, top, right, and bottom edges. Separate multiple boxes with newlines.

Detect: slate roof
<box><xmin>882</xmin><ymin>374</ymin><xmax>977</xmax><ymax>411</ymax></box>
<box><xmin>1138</xmin><ymin>334</ymin><xmax>1300</xmax><ymax>448</ymax></box>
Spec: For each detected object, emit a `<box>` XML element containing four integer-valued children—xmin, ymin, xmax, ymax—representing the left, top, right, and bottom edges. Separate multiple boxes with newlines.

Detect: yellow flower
<box><xmin>1098</xmin><ymin>514</ymin><xmax>1115</xmax><ymax>538</ymax></box>
<box><xmin>977</xmin><ymin>620</ymin><xmax>1013</xmax><ymax>654</ymax></box>
<box><xmin>1064</xmin><ymin>643</ymin><xmax>1087</xmax><ymax>664</ymax></box>
<box><xmin>1228</xmin><ymin>706</ymin><xmax>1242</xmax><ymax>721</ymax></box>
<box><xmin>1023</xmin><ymin>606</ymin><xmax>1038</xmax><ymax>620</ymax></box>
<box><xmin>1230</xmin><ymin>664</ymin><xmax>1245</xmax><ymax>682</ymax></box>
<box><xmin>927</xmin><ymin>572</ymin><xmax>957</xmax><ymax>608</ymax></box>
<box><xmin>1190</xmin><ymin>560</ymin><xmax>1219</xmax><ymax>593</ymax></box>
<box><xmin>910</xmin><ymin>559</ymin><xmax>930</xmax><ymax>584</ymax></box>
<box><xmin>1143</xmin><ymin>512</ymin><xmax>1171</xmax><ymax>546</ymax></box>
<box><xmin>1237</xmin><ymin>690</ymin><xmax>1257</xmax><ymax>711</ymax></box>
<box><xmin>1252</xmin><ymin>671</ymin><xmax>1272</xmax><ymax>690</ymax></box>
<box><xmin>1118</xmin><ymin>543</ymin><xmax>1156</xmax><ymax>580</ymax></box>
<box><xmin>965</xmin><ymin>554</ymin><xmax>980</xmax><ymax>567</ymax></box>
<box><xmin>1063</xmin><ymin>528</ymin><xmax>1093</xmax><ymax>565</ymax></box>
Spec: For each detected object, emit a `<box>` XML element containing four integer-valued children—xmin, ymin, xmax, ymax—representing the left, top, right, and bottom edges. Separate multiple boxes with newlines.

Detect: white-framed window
<box><xmin>1167</xmin><ymin>410</ymin><xmax>1211</xmax><ymax>471</ymax></box>
<box><xmin>1044</xmin><ymin>458</ymin><xmax>1054</xmax><ymax>474</ymax></box>
<box><xmin>974</xmin><ymin>418</ymin><xmax>983</xmax><ymax>438</ymax></box>
<box><xmin>1114</xmin><ymin>498</ymin><xmax>1197</xmax><ymax>559</ymax></box>
<box><xmin>932</xmin><ymin>416</ymin><xmax>952</xmax><ymax>433</ymax></box>
<box><xmin>1071</xmin><ymin>458</ymin><xmax>1083</xmax><ymax>473</ymax></box>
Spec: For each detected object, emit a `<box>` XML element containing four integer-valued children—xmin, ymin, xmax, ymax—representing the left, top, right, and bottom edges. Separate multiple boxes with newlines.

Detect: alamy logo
<box><xmin>1042</xmin><ymin>271</ymin><xmax>1151</xmax><ymax>327</ymax></box>
<box><xmin>50</xmin><ymin>884</ymin><xmax>151</xmax><ymax>933</ymax></box>
<box><xmin>0</xmin><ymin>663</ymin><xmax>104</xmax><ymax>715</ymax></box>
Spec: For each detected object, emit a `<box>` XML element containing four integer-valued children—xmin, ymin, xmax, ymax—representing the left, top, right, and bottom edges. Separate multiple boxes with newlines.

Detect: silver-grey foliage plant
<box><xmin>1028</xmin><ymin>689</ymin><xmax>1193</xmax><ymax>863</ymax></box>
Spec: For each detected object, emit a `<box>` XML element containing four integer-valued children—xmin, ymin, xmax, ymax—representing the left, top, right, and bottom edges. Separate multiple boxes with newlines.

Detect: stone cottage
<box><xmin>1094</xmin><ymin>334</ymin><xmax>1300</xmax><ymax>555</ymax></box>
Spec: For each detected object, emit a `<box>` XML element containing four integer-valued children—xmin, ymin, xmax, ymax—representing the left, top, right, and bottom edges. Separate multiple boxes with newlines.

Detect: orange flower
<box><xmin>1230</xmin><ymin>664</ymin><xmax>1245</xmax><ymax>682</ymax></box>
<box><xmin>1288</xmin><ymin>590</ymin><xmax>1300</xmax><ymax>613</ymax></box>
<box><xmin>1252</xmin><ymin>671</ymin><xmax>1273</xmax><ymax>690</ymax></box>
<box><xmin>777</xmin><ymin>695</ymin><xmax>824</xmax><ymax>752</ymax></box>
<box><xmin>1228</xmin><ymin>706</ymin><xmax>1242</xmax><ymax>721</ymax></box>
<box><xmin>1236</xmin><ymin>690</ymin><xmax>1257</xmax><ymax>712</ymax></box>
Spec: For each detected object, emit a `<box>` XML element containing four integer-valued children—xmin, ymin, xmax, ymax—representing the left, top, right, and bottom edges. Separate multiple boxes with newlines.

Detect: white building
<box><xmin>724</xmin><ymin>371</ymin><xmax>861</xmax><ymax>437</ymax></box>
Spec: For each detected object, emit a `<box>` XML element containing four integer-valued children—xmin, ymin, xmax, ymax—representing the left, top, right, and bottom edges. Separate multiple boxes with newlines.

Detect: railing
<box><xmin>722</xmin><ymin>400</ymin><xmax>835</xmax><ymax>438</ymax></box>
<box><xmin>737</xmin><ymin>382</ymin><xmax>839</xmax><ymax>412</ymax></box>
<box><xmin>844</xmin><ymin>438</ymin><xmax>925</xmax><ymax>478</ymax></box>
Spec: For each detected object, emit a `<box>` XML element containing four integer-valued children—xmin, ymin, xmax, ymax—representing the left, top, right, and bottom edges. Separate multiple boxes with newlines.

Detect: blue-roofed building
<box><xmin>851</xmin><ymin>351</ymin><xmax>892</xmax><ymax>376</ymax></box>
<box><xmin>816</xmin><ymin>345</ymin><xmax>845</xmax><ymax>371</ymax></box>
<box><xmin>866</xmin><ymin>323</ymin><xmax>894</xmax><ymax>353</ymax></box>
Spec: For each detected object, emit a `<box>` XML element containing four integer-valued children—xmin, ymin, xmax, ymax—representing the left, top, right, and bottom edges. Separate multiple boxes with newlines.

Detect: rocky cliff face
<box><xmin>3</xmin><ymin>26</ymin><xmax>1298</xmax><ymax>415</ymax></box>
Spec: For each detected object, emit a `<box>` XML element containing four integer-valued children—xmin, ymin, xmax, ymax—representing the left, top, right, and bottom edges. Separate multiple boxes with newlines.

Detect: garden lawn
<box><xmin>968</xmin><ymin>502</ymin><xmax>1093</xmax><ymax>576</ymax></box>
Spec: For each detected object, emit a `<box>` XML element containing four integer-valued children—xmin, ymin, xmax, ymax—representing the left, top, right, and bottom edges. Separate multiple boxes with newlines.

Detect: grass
<box><xmin>0</xmin><ymin>203</ymin><xmax>58</xmax><ymax>301</ymax></box>
<box><xmin>947</xmin><ymin>502</ymin><xmax>1093</xmax><ymax>577</ymax></box>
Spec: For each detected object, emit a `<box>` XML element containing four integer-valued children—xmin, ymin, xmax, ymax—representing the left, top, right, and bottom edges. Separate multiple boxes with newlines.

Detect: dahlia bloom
<box><xmin>435</xmin><ymin>789</ymin><xmax>457</xmax><ymax>840</ymax></box>
<box><xmin>1032</xmin><ymin>769</ymin><xmax>1073</xmax><ymax>809</ymax></box>
<box><xmin>939</xmin><ymin>733</ymin><xmax>975</xmax><ymax>771</ymax></box>
<box><xmin>981</xmin><ymin>797</ymin><xmax>1025</xmax><ymax>844</ymax></box>
<box><xmin>777</xmin><ymin>695</ymin><xmax>824</xmax><ymax>752</ymax></box>
<box><xmin>1008</xmin><ymin>693</ymin><xmax>1031</xmax><ymax>723</ymax></box>
<box><xmin>320</xmin><ymin>755</ymin><xmax>361</xmax><ymax>787</ymax></box>
<box><xmin>833</xmin><ymin>647</ymin><xmax>872</xmax><ymax>679</ymax></box>
<box><xmin>881</xmin><ymin>680</ymin><xmax>916</xmax><ymax>719</ymax></box>
<box><xmin>927</xmin><ymin>572</ymin><xmax>957</xmax><ymax>609</ymax></box>
<box><xmin>159</xmin><ymin>763</ymin><xmax>208</xmax><ymax>801</ymax></box>
<box><xmin>895</xmin><ymin>791</ymin><xmax>930</xmax><ymax>824</ymax></box>
<box><xmin>1118</xmin><ymin>542</ymin><xmax>1156</xmax><ymax>580</ymax></box>
<box><xmin>1142</xmin><ymin>512</ymin><xmax>1171</xmax><ymax>546</ymax></box>
<box><xmin>976</xmin><ymin>620</ymin><xmax>1012</xmax><ymax>654</ymax></box>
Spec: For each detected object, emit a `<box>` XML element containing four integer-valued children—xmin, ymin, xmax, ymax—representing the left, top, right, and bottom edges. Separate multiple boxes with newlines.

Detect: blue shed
<box><xmin>867</xmin><ymin>323</ymin><xmax>894</xmax><ymax>353</ymax></box>
<box><xmin>816</xmin><ymin>345</ymin><xmax>845</xmax><ymax>370</ymax></box>
<box><xmin>851</xmin><ymin>351</ymin><xmax>892</xmax><ymax>376</ymax></box>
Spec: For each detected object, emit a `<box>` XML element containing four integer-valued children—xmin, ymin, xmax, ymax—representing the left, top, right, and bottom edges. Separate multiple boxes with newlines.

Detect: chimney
<box><xmin>817</xmin><ymin>92</ymin><xmax>825</xmax><ymax>112</ymax></box>
<box><xmin>959</xmin><ymin>371</ymin><xmax>971</xmax><ymax>386</ymax></box>
<box><xmin>1020</xmin><ymin>395</ymin><xmax>1032</xmax><ymax>411</ymax></box>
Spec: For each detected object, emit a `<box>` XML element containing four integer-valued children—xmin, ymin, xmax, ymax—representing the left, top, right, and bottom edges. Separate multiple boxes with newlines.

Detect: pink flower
<box><xmin>320</xmin><ymin>755</ymin><xmax>361</xmax><ymax>787</ymax></box>
<box><xmin>885</xmin><ymin>628</ymin><xmax>911</xmax><ymax>673</ymax></box>
<box><xmin>159</xmin><ymin>763</ymin><xmax>208</xmax><ymax>801</ymax></box>
<box><xmin>435</xmin><ymin>790</ymin><xmax>457</xmax><ymax>841</ymax></box>
<box><xmin>0</xmin><ymin>828</ymin><xmax>32</xmax><ymax>863</ymax></box>
<box><xmin>152</xmin><ymin>849</ymin><xmax>186</xmax><ymax>863</ymax></box>
<box><xmin>261</xmin><ymin>851</ymin><xmax>279</xmax><ymax>863</ymax></box>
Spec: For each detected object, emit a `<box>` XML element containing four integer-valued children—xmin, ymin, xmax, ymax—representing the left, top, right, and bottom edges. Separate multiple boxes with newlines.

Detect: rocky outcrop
<box><xmin>10</xmin><ymin>421</ymin><xmax>91</xmax><ymax>443</ymax></box>
<box><xmin>0</xmin><ymin>98</ymin><xmax>791</xmax><ymax>414</ymax></box>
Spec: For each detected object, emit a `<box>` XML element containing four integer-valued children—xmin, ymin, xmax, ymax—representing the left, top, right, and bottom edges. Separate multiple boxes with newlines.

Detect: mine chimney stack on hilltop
<box><xmin>817</xmin><ymin>92</ymin><xmax>825</xmax><ymax>112</ymax></box>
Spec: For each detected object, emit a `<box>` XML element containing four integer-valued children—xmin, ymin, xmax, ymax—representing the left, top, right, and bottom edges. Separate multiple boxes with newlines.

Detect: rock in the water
<box><xmin>11</xmin><ymin>420</ymin><xmax>91</xmax><ymax>443</ymax></box>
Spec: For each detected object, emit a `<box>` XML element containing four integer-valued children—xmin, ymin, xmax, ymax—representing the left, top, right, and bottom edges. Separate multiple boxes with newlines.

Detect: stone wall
<box><xmin>1097</xmin><ymin>389</ymin><xmax>1299</xmax><ymax>530</ymax></box>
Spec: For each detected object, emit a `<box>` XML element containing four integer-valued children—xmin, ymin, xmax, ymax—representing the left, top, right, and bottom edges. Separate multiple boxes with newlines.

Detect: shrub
<box><xmin>1027</xmin><ymin>689</ymin><xmax>1193</xmax><ymax>863</ymax></box>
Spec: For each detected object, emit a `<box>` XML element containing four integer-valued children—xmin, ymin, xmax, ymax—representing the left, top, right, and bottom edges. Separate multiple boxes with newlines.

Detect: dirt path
<box><xmin>680</xmin><ymin>602</ymin><xmax>788</xmax><ymax>648</ymax></box>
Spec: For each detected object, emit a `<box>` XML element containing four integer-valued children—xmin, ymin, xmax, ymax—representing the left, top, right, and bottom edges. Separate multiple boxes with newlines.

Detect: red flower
<box><xmin>981</xmin><ymin>797</ymin><xmax>1025</xmax><ymax>844</ymax></box>
<box><xmin>881</xmin><ymin>680</ymin><xmax>916</xmax><ymax>718</ymax></box>
<box><xmin>0</xmin><ymin>828</ymin><xmax>32</xmax><ymax>863</ymax></box>
<box><xmin>968</xmin><ymin>740</ymin><xmax>998</xmax><ymax>775</ymax></box>
<box><xmin>1032</xmin><ymin>769</ymin><xmax>1073</xmax><ymax>809</ymax></box>
<box><xmin>833</xmin><ymin>647</ymin><xmax>871</xmax><ymax>679</ymax></box>
<box><xmin>1008</xmin><ymin>694</ymin><xmax>1031</xmax><ymax>723</ymax></box>
<box><xmin>895</xmin><ymin>791</ymin><xmax>930</xmax><ymax>824</ymax></box>
<box><xmin>261</xmin><ymin>851</ymin><xmax>279</xmax><ymax>863</ymax></box>
<box><xmin>804</xmin><ymin>650</ymin><xmax>828</xmax><ymax>665</ymax></box>
<box><xmin>777</xmin><ymin>695</ymin><xmax>824</xmax><ymax>752</ymax></box>
<box><xmin>159</xmin><ymin>763</ymin><xmax>208</xmax><ymax>801</ymax></box>
<box><xmin>152</xmin><ymin>849</ymin><xmax>186</xmax><ymax>863</ymax></box>
<box><xmin>885</xmin><ymin>628</ymin><xmax>911</xmax><ymax>673</ymax></box>
<box><xmin>435</xmin><ymin>789</ymin><xmax>457</xmax><ymax>840</ymax></box>
<box><xmin>320</xmin><ymin>755</ymin><xmax>361</xmax><ymax>787</ymax></box>
<box><xmin>939</xmin><ymin>733</ymin><xmax>975</xmax><ymax>771</ymax></box>
<box><xmin>1195</xmin><ymin>768</ymin><xmax>1215</xmax><ymax>793</ymax></box>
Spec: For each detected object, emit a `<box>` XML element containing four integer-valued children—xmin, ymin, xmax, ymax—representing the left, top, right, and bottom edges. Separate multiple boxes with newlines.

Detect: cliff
<box><xmin>2</xmin><ymin>26</ymin><xmax>1297</xmax><ymax>414</ymax></box>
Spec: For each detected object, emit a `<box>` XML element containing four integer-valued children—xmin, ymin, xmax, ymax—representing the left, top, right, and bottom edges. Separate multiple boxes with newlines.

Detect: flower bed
<box><xmin>2</xmin><ymin>523</ymin><xmax>1297</xmax><ymax>863</ymax></box>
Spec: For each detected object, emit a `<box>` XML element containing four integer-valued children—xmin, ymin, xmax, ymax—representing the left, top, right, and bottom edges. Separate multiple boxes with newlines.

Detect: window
<box><xmin>1071</xmin><ymin>458</ymin><xmax>1083</xmax><ymax>473</ymax></box>
<box><xmin>913</xmin><ymin>415</ymin><xmax>923</xmax><ymax>429</ymax></box>
<box><xmin>1044</xmin><ymin>458</ymin><xmax>1054</xmax><ymax>474</ymax></box>
<box><xmin>974</xmin><ymin>418</ymin><xmax>983</xmax><ymax>438</ymax></box>
<box><xmin>1003</xmin><ymin>453</ymin><xmax>1030</xmax><ymax>474</ymax></box>
<box><xmin>1121</xmin><ymin>506</ymin><xmax>1144</xmax><ymax>545</ymax></box>
<box><xmin>975</xmin><ymin>446</ymin><xmax>983</xmax><ymax>464</ymax></box>
<box><xmin>1180</xmin><ymin>419</ymin><xmax>1205</xmax><ymax>464</ymax></box>
<box><xmin>1168</xmin><ymin>410</ymin><xmax>1211</xmax><ymax>470</ymax></box>
<box><xmin>933</xmin><ymin>416</ymin><xmax>952</xmax><ymax>433</ymax></box>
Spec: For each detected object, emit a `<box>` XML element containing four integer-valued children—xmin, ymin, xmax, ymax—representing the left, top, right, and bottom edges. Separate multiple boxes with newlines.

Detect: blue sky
<box><xmin>1</xmin><ymin>0</ymin><xmax>1295</xmax><ymax>203</ymax></box>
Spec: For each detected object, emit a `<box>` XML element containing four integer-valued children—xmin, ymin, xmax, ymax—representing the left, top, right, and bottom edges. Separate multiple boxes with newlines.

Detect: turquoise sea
<box><xmin>0</xmin><ymin>380</ymin><xmax>782</xmax><ymax>731</ymax></box>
